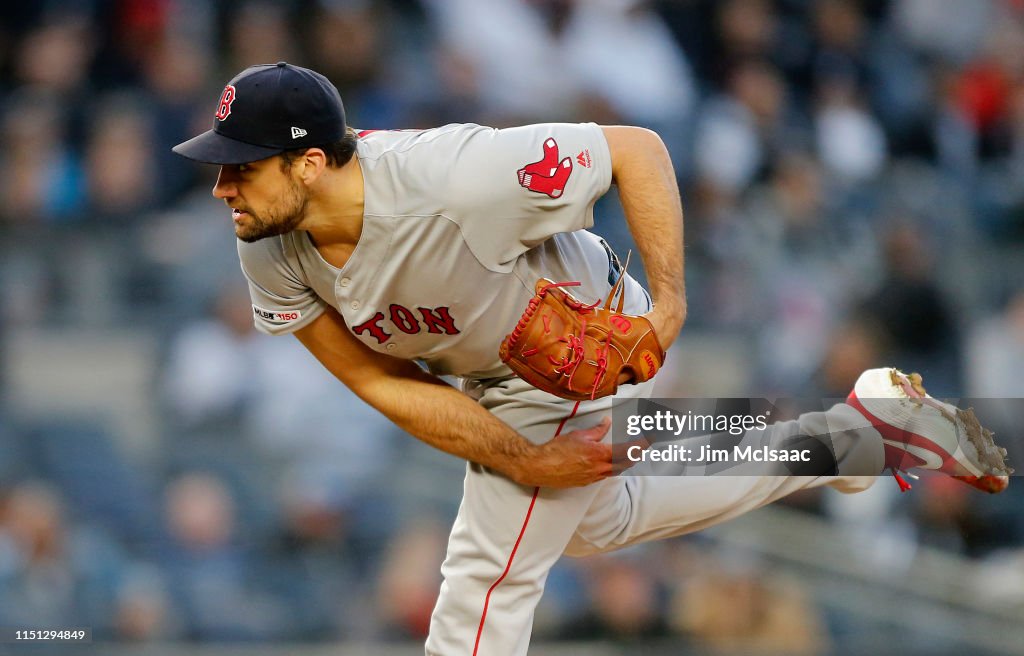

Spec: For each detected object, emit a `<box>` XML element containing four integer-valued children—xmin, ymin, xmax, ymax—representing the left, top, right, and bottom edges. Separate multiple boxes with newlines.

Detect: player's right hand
<box><xmin>513</xmin><ymin>417</ymin><xmax>620</xmax><ymax>488</ymax></box>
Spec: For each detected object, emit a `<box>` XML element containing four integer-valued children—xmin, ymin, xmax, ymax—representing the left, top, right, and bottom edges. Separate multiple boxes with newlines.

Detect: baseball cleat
<box><xmin>846</xmin><ymin>367</ymin><xmax>1012</xmax><ymax>493</ymax></box>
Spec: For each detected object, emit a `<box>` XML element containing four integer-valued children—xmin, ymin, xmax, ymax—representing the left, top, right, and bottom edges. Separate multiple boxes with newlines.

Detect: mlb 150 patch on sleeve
<box><xmin>253</xmin><ymin>305</ymin><xmax>302</xmax><ymax>324</ymax></box>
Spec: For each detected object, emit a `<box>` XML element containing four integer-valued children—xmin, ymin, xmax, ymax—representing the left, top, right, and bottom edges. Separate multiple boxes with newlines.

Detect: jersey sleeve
<box><xmin>237</xmin><ymin>237</ymin><xmax>328</xmax><ymax>336</ymax></box>
<box><xmin>442</xmin><ymin>122</ymin><xmax>613</xmax><ymax>270</ymax></box>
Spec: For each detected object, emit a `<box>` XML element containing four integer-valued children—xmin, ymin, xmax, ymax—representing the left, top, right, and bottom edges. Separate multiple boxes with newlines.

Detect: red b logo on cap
<box><xmin>215</xmin><ymin>85</ymin><xmax>236</xmax><ymax>121</ymax></box>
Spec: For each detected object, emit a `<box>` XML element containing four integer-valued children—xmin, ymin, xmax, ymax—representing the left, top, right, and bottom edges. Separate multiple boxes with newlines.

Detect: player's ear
<box><xmin>296</xmin><ymin>148</ymin><xmax>328</xmax><ymax>185</ymax></box>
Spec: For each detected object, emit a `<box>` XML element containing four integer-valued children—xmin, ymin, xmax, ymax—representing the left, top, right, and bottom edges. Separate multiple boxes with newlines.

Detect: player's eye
<box><xmin>237</xmin><ymin>164</ymin><xmax>250</xmax><ymax>173</ymax></box>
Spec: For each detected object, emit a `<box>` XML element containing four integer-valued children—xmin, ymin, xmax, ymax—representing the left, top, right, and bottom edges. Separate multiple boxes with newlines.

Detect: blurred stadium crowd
<box><xmin>0</xmin><ymin>0</ymin><xmax>1023</xmax><ymax>650</ymax></box>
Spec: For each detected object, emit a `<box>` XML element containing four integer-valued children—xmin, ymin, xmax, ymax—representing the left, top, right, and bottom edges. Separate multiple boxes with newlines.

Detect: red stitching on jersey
<box><xmin>472</xmin><ymin>399</ymin><xmax>582</xmax><ymax>655</ymax></box>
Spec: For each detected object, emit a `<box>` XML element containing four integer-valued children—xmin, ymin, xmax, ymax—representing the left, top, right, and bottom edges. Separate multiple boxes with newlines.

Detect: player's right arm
<box><xmin>293</xmin><ymin>307</ymin><xmax>615</xmax><ymax>488</ymax></box>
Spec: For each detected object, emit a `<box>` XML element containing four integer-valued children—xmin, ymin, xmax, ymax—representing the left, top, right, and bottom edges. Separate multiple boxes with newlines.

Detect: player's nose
<box><xmin>212</xmin><ymin>167</ymin><xmax>238</xmax><ymax>199</ymax></box>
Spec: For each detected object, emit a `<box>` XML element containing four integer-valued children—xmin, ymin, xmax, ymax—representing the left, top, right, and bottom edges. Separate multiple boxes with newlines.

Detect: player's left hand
<box><xmin>501</xmin><ymin>278</ymin><xmax>668</xmax><ymax>400</ymax></box>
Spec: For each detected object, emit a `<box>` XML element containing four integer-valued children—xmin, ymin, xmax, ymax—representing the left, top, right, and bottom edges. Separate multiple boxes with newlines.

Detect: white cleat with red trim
<box><xmin>846</xmin><ymin>367</ymin><xmax>1012</xmax><ymax>494</ymax></box>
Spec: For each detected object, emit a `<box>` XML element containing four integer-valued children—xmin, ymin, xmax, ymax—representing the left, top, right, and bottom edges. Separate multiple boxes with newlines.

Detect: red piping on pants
<box><xmin>471</xmin><ymin>400</ymin><xmax>582</xmax><ymax>655</ymax></box>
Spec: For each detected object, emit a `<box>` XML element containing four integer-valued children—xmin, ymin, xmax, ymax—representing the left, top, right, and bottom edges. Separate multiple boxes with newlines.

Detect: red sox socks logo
<box><xmin>517</xmin><ymin>138</ymin><xmax>573</xmax><ymax>198</ymax></box>
<box><xmin>215</xmin><ymin>85</ymin><xmax>236</xmax><ymax>121</ymax></box>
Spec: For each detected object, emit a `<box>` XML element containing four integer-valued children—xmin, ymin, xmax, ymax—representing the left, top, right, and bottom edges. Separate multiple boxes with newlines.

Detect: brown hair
<box><xmin>279</xmin><ymin>126</ymin><xmax>358</xmax><ymax>170</ymax></box>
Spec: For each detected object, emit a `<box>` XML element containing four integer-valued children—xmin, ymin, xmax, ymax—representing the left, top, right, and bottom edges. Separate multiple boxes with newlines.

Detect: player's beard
<box><xmin>235</xmin><ymin>178</ymin><xmax>308</xmax><ymax>243</ymax></box>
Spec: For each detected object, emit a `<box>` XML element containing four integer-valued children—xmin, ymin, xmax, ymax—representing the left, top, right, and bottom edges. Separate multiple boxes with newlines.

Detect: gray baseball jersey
<box><xmin>238</xmin><ymin>122</ymin><xmax>649</xmax><ymax>379</ymax></box>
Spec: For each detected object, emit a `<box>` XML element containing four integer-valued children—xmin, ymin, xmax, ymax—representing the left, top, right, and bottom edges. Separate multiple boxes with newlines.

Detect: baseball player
<box><xmin>173</xmin><ymin>63</ymin><xmax>1011</xmax><ymax>655</ymax></box>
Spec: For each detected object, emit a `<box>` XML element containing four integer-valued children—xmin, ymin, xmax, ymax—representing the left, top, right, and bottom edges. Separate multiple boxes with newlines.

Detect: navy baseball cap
<box><xmin>173</xmin><ymin>62</ymin><xmax>346</xmax><ymax>165</ymax></box>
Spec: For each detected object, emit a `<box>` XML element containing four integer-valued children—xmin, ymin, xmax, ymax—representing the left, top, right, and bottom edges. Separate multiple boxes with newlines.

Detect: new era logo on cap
<box><xmin>171</xmin><ymin>62</ymin><xmax>346</xmax><ymax>165</ymax></box>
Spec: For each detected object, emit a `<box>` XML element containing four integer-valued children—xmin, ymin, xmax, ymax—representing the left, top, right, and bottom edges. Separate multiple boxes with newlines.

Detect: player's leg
<box><xmin>566</xmin><ymin>366</ymin><xmax>1011</xmax><ymax>556</ymax></box>
<box><xmin>425</xmin><ymin>377</ymin><xmax>650</xmax><ymax>656</ymax></box>
<box><xmin>426</xmin><ymin>255</ymin><xmax>660</xmax><ymax>654</ymax></box>
<box><xmin>426</xmin><ymin>463</ymin><xmax>599</xmax><ymax>655</ymax></box>
<box><xmin>565</xmin><ymin>401</ymin><xmax>882</xmax><ymax>555</ymax></box>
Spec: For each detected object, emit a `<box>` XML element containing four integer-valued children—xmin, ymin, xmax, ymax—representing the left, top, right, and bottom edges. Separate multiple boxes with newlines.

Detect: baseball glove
<box><xmin>499</xmin><ymin>273</ymin><xmax>665</xmax><ymax>401</ymax></box>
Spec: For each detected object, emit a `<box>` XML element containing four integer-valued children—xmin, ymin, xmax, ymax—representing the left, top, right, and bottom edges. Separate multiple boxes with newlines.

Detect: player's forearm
<box><xmin>293</xmin><ymin>310</ymin><xmax>538</xmax><ymax>482</ymax></box>
<box><xmin>357</xmin><ymin>369</ymin><xmax>616</xmax><ymax>489</ymax></box>
<box><xmin>363</xmin><ymin>368</ymin><xmax>620</xmax><ymax>490</ymax></box>
<box><xmin>359</xmin><ymin>368</ymin><xmax>537</xmax><ymax>477</ymax></box>
<box><xmin>604</xmin><ymin>126</ymin><xmax>686</xmax><ymax>322</ymax></box>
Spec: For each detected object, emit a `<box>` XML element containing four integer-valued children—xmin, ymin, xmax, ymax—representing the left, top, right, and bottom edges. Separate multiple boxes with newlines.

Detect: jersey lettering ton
<box><xmin>239</xmin><ymin>122</ymin><xmax>642</xmax><ymax>379</ymax></box>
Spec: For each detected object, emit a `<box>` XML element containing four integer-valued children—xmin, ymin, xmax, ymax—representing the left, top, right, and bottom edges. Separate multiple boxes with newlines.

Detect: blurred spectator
<box><xmin>745</xmin><ymin>152</ymin><xmax>878</xmax><ymax>389</ymax></box>
<box><xmin>424</xmin><ymin>0</ymin><xmax>694</xmax><ymax>129</ymax></box>
<box><xmin>90</xmin><ymin>0</ymin><xmax>178</xmax><ymax>88</ymax></box>
<box><xmin>259</xmin><ymin>469</ymin><xmax>364</xmax><ymax>639</ymax></box>
<box><xmin>0</xmin><ymin>481</ymin><xmax>123</xmax><ymax>632</ymax></box>
<box><xmin>892</xmin><ymin>0</ymin><xmax>995</xmax><ymax>64</ymax></box>
<box><xmin>308</xmin><ymin>1</ymin><xmax>381</xmax><ymax>91</ymax></box>
<box><xmin>910</xmin><ymin>476</ymin><xmax>975</xmax><ymax>554</ymax></box>
<box><xmin>858</xmin><ymin>222</ymin><xmax>961</xmax><ymax>393</ymax></box>
<box><xmin>225</xmin><ymin>1</ymin><xmax>299</xmax><ymax>76</ymax></box>
<box><xmin>681</xmin><ymin>175</ymin><xmax>756</xmax><ymax>330</ymax></box>
<box><xmin>810</xmin><ymin>0</ymin><xmax>872</xmax><ymax>94</ymax></box>
<box><xmin>162</xmin><ymin>281</ymin><xmax>401</xmax><ymax>495</ymax></box>
<box><xmin>158</xmin><ymin>471</ymin><xmax>288</xmax><ymax>640</ymax></box>
<box><xmin>84</xmin><ymin>93</ymin><xmax>159</xmax><ymax>224</ymax></box>
<box><xmin>804</xmin><ymin>315</ymin><xmax>888</xmax><ymax>398</ymax></box>
<box><xmin>957</xmin><ymin>29</ymin><xmax>1016</xmax><ymax>142</ymax></box>
<box><xmin>814</xmin><ymin>79</ymin><xmax>888</xmax><ymax>186</ymax></box>
<box><xmin>0</xmin><ymin>91</ymin><xmax>85</xmax><ymax>224</ymax></box>
<box><xmin>162</xmin><ymin>281</ymin><xmax>262</xmax><ymax>431</ymax></box>
<box><xmin>669</xmin><ymin>553</ymin><xmax>829</xmax><ymax>654</ymax></box>
<box><xmin>692</xmin><ymin>0</ymin><xmax>809</xmax><ymax>90</ymax></box>
<box><xmin>966</xmin><ymin>288</ymin><xmax>1024</xmax><ymax>398</ymax></box>
<box><xmin>559</xmin><ymin>0</ymin><xmax>696</xmax><ymax>130</ymax></box>
<box><xmin>693</xmin><ymin>58</ymin><xmax>806</xmax><ymax>193</ymax></box>
<box><xmin>424</xmin><ymin>0</ymin><xmax>581</xmax><ymax>122</ymax></box>
<box><xmin>139</xmin><ymin>33</ymin><xmax>215</xmax><ymax>202</ymax></box>
<box><xmin>558</xmin><ymin>552</ymin><xmax>670</xmax><ymax>642</ymax></box>
<box><xmin>375</xmin><ymin>518</ymin><xmax>448</xmax><ymax>640</ymax></box>
<box><xmin>135</xmin><ymin>184</ymin><xmax>241</xmax><ymax>314</ymax></box>
<box><xmin>304</xmin><ymin>1</ymin><xmax>414</xmax><ymax>128</ymax></box>
<box><xmin>11</xmin><ymin>12</ymin><xmax>95</xmax><ymax>97</ymax></box>
<box><xmin>928</xmin><ymin>16</ymin><xmax>1024</xmax><ymax>179</ymax></box>
<box><xmin>715</xmin><ymin>0</ymin><xmax>778</xmax><ymax>65</ymax></box>
<box><xmin>112</xmin><ymin>564</ymin><xmax>177</xmax><ymax>641</ymax></box>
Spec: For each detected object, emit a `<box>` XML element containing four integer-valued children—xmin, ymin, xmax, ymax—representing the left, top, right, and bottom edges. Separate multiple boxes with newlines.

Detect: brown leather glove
<box><xmin>499</xmin><ymin>276</ymin><xmax>665</xmax><ymax>401</ymax></box>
